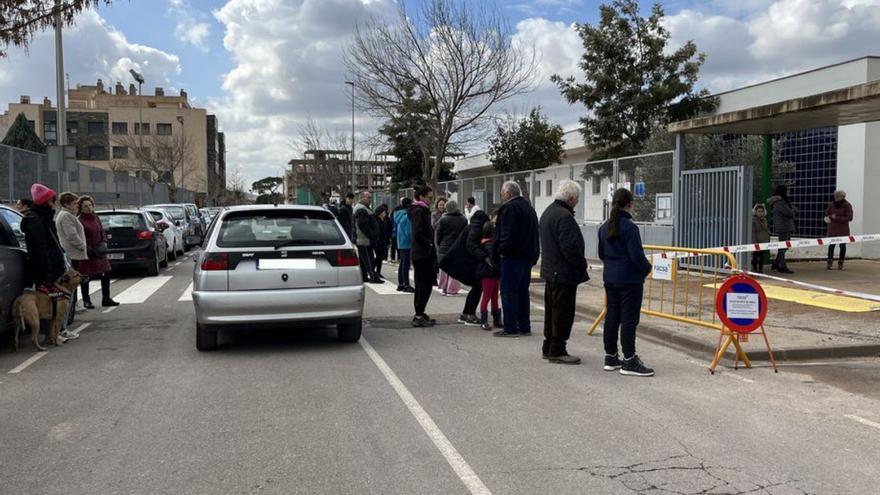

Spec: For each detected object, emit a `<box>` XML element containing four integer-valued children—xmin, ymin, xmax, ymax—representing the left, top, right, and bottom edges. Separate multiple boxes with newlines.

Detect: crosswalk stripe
<box><xmin>179</xmin><ymin>282</ymin><xmax>193</xmax><ymax>301</ymax></box>
<box><xmin>113</xmin><ymin>276</ymin><xmax>173</xmax><ymax>304</ymax></box>
<box><xmin>365</xmin><ymin>281</ymin><xmax>407</xmax><ymax>295</ymax></box>
<box><xmin>88</xmin><ymin>279</ymin><xmax>117</xmax><ymax>296</ymax></box>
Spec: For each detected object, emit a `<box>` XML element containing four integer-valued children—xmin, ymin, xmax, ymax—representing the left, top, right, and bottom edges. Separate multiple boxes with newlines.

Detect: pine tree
<box><xmin>2</xmin><ymin>113</ymin><xmax>47</xmax><ymax>153</ymax></box>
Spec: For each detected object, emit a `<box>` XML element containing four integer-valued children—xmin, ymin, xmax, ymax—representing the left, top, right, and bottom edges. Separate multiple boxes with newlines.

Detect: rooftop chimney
<box><xmin>20</xmin><ymin>95</ymin><xmax>30</xmax><ymax>104</ymax></box>
<box><xmin>115</xmin><ymin>82</ymin><xmax>126</xmax><ymax>95</ymax></box>
<box><xmin>129</xmin><ymin>83</ymin><xmax>137</xmax><ymax>95</ymax></box>
<box><xmin>96</xmin><ymin>78</ymin><xmax>105</xmax><ymax>92</ymax></box>
<box><xmin>43</xmin><ymin>97</ymin><xmax>51</xmax><ymax>107</ymax></box>
<box><xmin>180</xmin><ymin>89</ymin><xmax>187</xmax><ymax>100</ymax></box>
<box><xmin>155</xmin><ymin>87</ymin><xmax>164</xmax><ymax>96</ymax></box>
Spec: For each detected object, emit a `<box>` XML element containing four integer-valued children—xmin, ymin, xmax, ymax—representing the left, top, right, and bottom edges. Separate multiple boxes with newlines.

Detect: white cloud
<box><xmin>169</xmin><ymin>0</ymin><xmax>212</xmax><ymax>51</ymax></box>
<box><xmin>0</xmin><ymin>10</ymin><xmax>181</xmax><ymax>107</ymax></box>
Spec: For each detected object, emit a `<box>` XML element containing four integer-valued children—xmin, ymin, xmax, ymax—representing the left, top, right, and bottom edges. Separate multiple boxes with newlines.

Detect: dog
<box><xmin>12</xmin><ymin>270</ymin><xmax>83</xmax><ymax>352</ymax></box>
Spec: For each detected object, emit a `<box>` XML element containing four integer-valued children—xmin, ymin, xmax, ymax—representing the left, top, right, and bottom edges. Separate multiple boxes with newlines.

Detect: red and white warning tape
<box><xmin>735</xmin><ymin>268</ymin><xmax>880</xmax><ymax>305</ymax></box>
<box><xmin>651</xmin><ymin>233</ymin><xmax>880</xmax><ymax>261</ymax></box>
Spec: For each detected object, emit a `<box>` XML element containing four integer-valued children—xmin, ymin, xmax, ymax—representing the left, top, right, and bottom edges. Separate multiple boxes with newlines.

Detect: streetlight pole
<box><xmin>344</xmin><ymin>81</ymin><xmax>355</xmax><ymax>192</ymax></box>
<box><xmin>130</xmin><ymin>70</ymin><xmax>145</xmax><ymax>203</ymax></box>
<box><xmin>54</xmin><ymin>0</ymin><xmax>67</xmax><ymax>190</ymax></box>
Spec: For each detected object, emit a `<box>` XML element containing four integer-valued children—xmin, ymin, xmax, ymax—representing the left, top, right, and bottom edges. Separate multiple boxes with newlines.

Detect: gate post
<box><xmin>673</xmin><ymin>133</ymin><xmax>685</xmax><ymax>246</ymax></box>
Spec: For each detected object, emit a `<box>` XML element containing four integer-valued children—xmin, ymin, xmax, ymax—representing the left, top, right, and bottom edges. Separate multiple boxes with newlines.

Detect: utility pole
<box><xmin>345</xmin><ymin>81</ymin><xmax>355</xmax><ymax>192</ymax></box>
<box><xmin>54</xmin><ymin>0</ymin><xmax>67</xmax><ymax>189</ymax></box>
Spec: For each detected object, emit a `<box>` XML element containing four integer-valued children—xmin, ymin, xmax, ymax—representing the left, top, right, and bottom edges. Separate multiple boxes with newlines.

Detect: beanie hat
<box><xmin>30</xmin><ymin>183</ymin><xmax>56</xmax><ymax>206</ymax></box>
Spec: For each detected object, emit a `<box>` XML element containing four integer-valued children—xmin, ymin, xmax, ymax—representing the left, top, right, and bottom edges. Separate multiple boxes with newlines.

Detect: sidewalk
<box><xmin>530</xmin><ymin>259</ymin><xmax>880</xmax><ymax>362</ymax></box>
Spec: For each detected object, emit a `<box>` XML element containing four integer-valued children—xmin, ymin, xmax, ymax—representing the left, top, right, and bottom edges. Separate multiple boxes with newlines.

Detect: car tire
<box><xmin>196</xmin><ymin>323</ymin><xmax>218</xmax><ymax>351</ymax></box>
<box><xmin>147</xmin><ymin>251</ymin><xmax>160</xmax><ymax>276</ymax></box>
<box><xmin>337</xmin><ymin>319</ymin><xmax>362</xmax><ymax>343</ymax></box>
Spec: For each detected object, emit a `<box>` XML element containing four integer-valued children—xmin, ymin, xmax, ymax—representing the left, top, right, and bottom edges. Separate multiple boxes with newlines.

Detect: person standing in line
<box><xmin>393</xmin><ymin>197</ymin><xmax>415</xmax><ymax>293</ymax></box>
<box><xmin>457</xmin><ymin>207</ymin><xmax>490</xmax><ymax>326</ymax></box>
<box><xmin>825</xmin><ymin>190</ymin><xmax>853</xmax><ymax>270</ymax></box>
<box><xmin>353</xmin><ymin>191</ymin><xmax>383</xmax><ymax>284</ymax></box>
<box><xmin>338</xmin><ymin>192</ymin><xmax>355</xmax><ymax>241</ymax></box>
<box><xmin>767</xmin><ymin>185</ymin><xmax>796</xmax><ymax>274</ymax></box>
<box><xmin>751</xmin><ymin>204</ymin><xmax>770</xmax><ymax>273</ymax></box>
<box><xmin>15</xmin><ymin>198</ymin><xmax>34</xmax><ymax>214</ymax></box>
<box><xmin>476</xmin><ymin>221</ymin><xmax>501</xmax><ymax>331</ymax></box>
<box><xmin>598</xmin><ymin>188</ymin><xmax>654</xmax><ymax>377</ymax></box>
<box><xmin>55</xmin><ymin>192</ymin><xmax>87</xmax><ymax>338</ymax></box>
<box><xmin>21</xmin><ymin>184</ymin><xmax>72</xmax><ymax>343</ymax></box>
<box><xmin>435</xmin><ymin>200</ymin><xmax>467</xmax><ymax>296</ymax></box>
<box><xmin>390</xmin><ymin>199</ymin><xmax>403</xmax><ymax>263</ymax></box>
<box><xmin>373</xmin><ymin>204</ymin><xmax>392</xmax><ymax>279</ymax></box>
<box><xmin>76</xmin><ymin>196</ymin><xmax>118</xmax><ymax>308</ymax></box>
<box><xmin>464</xmin><ymin>196</ymin><xmax>481</xmax><ymax>222</ymax></box>
<box><xmin>431</xmin><ymin>197</ymin><xmax>447</xmax><ymax>229</ymax></box>
<box><xmin>327</xmin><ymin>199</ymin><xmax>339</xmax><ymax>218</ymax></box>
<box><xmin>539</xmin><ymin>180</ymin><xmax>589</xmax><ymax>364</ymax></box>
<box><xmin>409</xmin><ymin>186</ymin><xmax>437</xmax><ymax>327</ymax></box>
<box><xmin>493</xmin><ymin>181</ymin><xmax>540</xmax><ymax>338</ymax></box>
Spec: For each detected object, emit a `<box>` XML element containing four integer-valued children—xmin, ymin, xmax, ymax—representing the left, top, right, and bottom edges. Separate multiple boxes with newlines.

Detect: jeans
<box><xmin>603</xmin><ymin>283</ymin><xmax>644</xmax><ymax>359</ymax></box>
<box><xmin>357</xmin><ymin>245</ymin><xmax>374</xmax><ymax>282</ymax></box>
<box><xmin>397</xmin><ymin>249</ymin><xmax>411</xmax><ymax>287</ymax></box>
<box><xmin>500</xmin><ymin>257</ymin><xmax>532</xmax><ymax>333</ymax></box>
<box><xmin>412</xmin><ymin>257</ymin><xmax>434</xmax><ymax>316</ymax></box>
<box><xmin>543</xmin><ymin>282</ymin><xmax>577</xmax><ymax>357</ymax></box>
<box><xmin>750</xmin><ymin>251</ymin><xmax>765</xmax><ymax>272</ymax></box>
<box><xmin>774</xmin><ymin>232</ymin><xmax>792</xmax><ymax>269</ymax></box>
<box><xmin>62</xmin><ymin>289</ymin><xmax>77</xmax><ymax>331</ymax></box>
<box><xmin>828</xmin><ymin>244</ymin><xmax>846</xmax><ymax>262</ymax></box>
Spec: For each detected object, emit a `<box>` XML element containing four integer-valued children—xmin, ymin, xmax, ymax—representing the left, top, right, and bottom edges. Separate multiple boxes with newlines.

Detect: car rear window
<box><xmin>217</xmin><ymin>210</ymin><xmax>345</xmax><ymax>248</ymax></box>
<box><xmin>99</xmin><ymin>213</ymin><xmax>145</xmax><ymax>229</ymax></box>
<box><xmin>153</xmin><ymin>205</ymin><xmax>185</xmax><ymax>220</ymax></box>
<box><xmin>148</xmin><ymin>211</ymin><xmax>163</xmax><ymax>221</ymax></box>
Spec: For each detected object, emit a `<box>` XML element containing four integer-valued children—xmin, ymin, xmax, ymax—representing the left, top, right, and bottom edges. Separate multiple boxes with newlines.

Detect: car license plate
<box><xmin>108</xmin><ymin>253</ymin><xmax>124</xmax><ymax>260</ymax></box>
<box><xmin>258</xmin><ymin>259</ymin><xmax>316</xmax><ymax>270</ymax></box>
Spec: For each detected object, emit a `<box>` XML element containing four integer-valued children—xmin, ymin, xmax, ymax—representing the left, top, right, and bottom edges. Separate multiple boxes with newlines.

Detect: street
<box><xmin>1</xmin><ymin>257</ymin><xmax>879</xmax><ymax>495</ymax></box>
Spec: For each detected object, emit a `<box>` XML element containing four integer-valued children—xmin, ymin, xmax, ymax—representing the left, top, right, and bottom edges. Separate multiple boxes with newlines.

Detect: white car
<box><xmin>146</xmin><ymin>208</ymin><xmax>185</xmax><ymax>260</ymax></box>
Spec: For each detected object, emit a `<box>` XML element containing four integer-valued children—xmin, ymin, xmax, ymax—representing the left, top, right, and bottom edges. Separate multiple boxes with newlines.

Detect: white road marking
<box><xmin>845</xmin><ymin>414</ymin><xmax>880</xmax><ymax>431</ymax></box>
<box><xmin>724</xmin><ymin>373</ymin><xmax>755</xmax><ymax>383</ymax></box>
<box><xmin>69</xmin><ymin>323</ymin><xmax>91</xmax><ymax>337</ymax></box>
<box><xmin>102</xmin><ymin>306</ymin><xmax>117</xmax><ymax>314</ymax></box>
<box><xmin>113</xmin><ymin>276</ymin><xmax>173</xmax><ymax>304</ymax></box>
<box><xmin>8</xmin><ymin>352</ymin><xmax>48</xmax><ymax>374</ymax></box>
<box><xmin>531</xmin><ymin>304</ymin><xmax>545</xmax><ymax>311</ymax></box>
<box><xmin>179</xmin><ymin>283</ymin><xmax>193</xmax><ymax>301</ymax></box>
<box><xmin>88</xmin><ymin>279</ymin><xmax>117</xmax><ymax>296</ymax></box>
<box><xmin>359</xmin><ymin>337</ymin><xmax>491</xmax><ymax>495</ymax></box>
<box><xmin>174</xmin><ymin>261</ymin><xmax>182</xmax><ymax>267</ymax></box>
<box><xmin>365</xmin><ymin>281</ymin><xmax>407</xmax><ymax>295</ymax></box>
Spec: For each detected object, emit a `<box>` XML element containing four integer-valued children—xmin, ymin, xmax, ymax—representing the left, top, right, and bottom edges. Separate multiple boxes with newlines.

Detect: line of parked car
<box><xmin>0</xmin><ymin>202</ymin><xmax>221</xmax><ymax>338</ymax></box>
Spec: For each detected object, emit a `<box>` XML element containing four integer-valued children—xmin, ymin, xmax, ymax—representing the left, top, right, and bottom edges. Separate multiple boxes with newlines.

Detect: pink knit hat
<box><xmin>30</xmin><ymin>183</ymin><xmax>56</xmax><ymax>205</ymax></box>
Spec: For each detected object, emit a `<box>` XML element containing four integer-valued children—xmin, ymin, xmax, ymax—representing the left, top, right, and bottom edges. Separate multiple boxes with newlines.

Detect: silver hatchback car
<box><xmin>192</xmin><ymin>205</ymin><xmax>364</xmax><ymax>350</ymax></box>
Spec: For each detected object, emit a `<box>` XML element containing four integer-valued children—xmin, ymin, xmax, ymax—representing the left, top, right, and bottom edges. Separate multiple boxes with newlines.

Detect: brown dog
<box><xmin>12</xmin><ymin>271</ymin><xmax>83</xmax><ymax>352</ymax></box>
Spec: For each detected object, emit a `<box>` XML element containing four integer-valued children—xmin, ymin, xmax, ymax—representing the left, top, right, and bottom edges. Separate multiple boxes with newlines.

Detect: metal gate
<box><xmin>677</xmin><ymin>166</ymin><xmax>753</xmax><ymax>264</ymax></box>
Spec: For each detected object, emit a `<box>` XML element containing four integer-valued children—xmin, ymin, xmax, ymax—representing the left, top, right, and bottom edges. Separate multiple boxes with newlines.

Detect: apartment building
<box><xmin>0</xmin><ymin>79</ymin><xmax>226</xmax><ymax>204</ymax></box>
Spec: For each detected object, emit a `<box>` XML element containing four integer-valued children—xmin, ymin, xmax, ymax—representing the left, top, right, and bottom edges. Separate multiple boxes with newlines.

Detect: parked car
<box><xmin>191</xmin><ymin>205</ymin><xmax>364</xmax><ymax>351</ymax></box>
<box><xmin>144</xmin><ymin>204</ymin><xmax>200</xmax><ymax>250</ymax></box>
<box><xmin>97</xmin><ymin>209</ymin><xmax>169</xmax><ymax>276</ymax></box>
<box><xmin>0</xmin><ymin>205</ymin><xmax>27</xmax><ymax>338</ymax></box>
<box><xmin>145</xmin><ymin>207</ymin><xmax>184</xmax><ymax>260</ymax></box>
<box><xmin>183</xmin><ymin>203</ymin><xmax>205</xmax><ymax>242</ymax></box>
<box><xmin>199</xmin><ymin>207</ymin><xmax>220</xmax><ymax>225</ymax></box>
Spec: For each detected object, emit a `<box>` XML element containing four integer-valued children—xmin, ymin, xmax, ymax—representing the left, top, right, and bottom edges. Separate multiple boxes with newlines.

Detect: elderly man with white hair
<box><xmin>538</xmin><ymin>180</ymin><xmax>589</xmax><ymax>363</ymax></box>
<box><xmin>492</xmin><ymin>180</ymin><xmax>540</xmax><ymax>337</ymax></box>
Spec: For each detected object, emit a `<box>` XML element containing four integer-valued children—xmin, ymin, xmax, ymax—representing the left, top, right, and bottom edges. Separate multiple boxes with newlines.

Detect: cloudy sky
<box><xmin>0</xmin><ymin>0</ymin><xmax>878</xmax><ymax>187</ymax></box>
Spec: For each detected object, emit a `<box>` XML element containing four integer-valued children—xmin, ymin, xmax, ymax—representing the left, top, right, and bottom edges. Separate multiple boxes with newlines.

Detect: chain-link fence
<box><xmin>0</xmin><ymin>144</ymin><xmax>197</xmax><ymax>208</ymax></box>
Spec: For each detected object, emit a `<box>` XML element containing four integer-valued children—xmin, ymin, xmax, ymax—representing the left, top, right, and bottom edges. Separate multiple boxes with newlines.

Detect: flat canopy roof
<box><xmin>668</xmin><ymin>80</ymin><xmax>880</xmax><ymax>135</ymax></box>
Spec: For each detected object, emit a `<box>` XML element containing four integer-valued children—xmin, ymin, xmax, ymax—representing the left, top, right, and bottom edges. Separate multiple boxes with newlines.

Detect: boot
<box><xmin>479</xmin><ymin>311</ymin><xmax>491</xmax><ymax>331</ymax></box>
<box><xmin>101</xmin><ymin>275</ymin><xmax>119</xmax><ymax>307</ymax></box>
<box><xmin>827</xmin><ymin>260</ymin><xmax>833</xmax><ymax>270</ymax></box>
<box><xmin>838</xmin><ymin>260</ymin><xmax>844</xmax><ymax>270</ymax></box>
<box><xmin>80</xmin><ymin>281</ymin><xmax>94</xmax><ymax>309</ymax></box>
<box><xmin>492</xmin><ymin>309</ymin><xmax>503</xmax><ymax>329</ymax></box>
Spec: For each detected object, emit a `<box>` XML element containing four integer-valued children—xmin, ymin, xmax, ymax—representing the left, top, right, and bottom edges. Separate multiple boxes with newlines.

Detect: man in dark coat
<box><xmin>493</xmin><ymin>181</ymin><xmax>540</xmax><ymax>337</ymax></box>
<box><xmin>337</xmin><ymin>192</ymin><xmax>355</xmax><ymax>241</ymax></box>
<box><xmin>408</xmin><ymin>186</ymin><xmax>436</xmax><ymax>327</ymax></box>
<box><xmin>539</xmin><ymin>180</ymin><xmax>589</xmax><ymax>364</ymax></box>
<box><xmin>457</xmin><ymin>209</ymin><xmax>490</xmax><ymax>325</ymax></box>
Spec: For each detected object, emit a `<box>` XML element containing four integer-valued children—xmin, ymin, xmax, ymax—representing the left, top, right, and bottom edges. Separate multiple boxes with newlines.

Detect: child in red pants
<box><xmin>476</xmin><ymin>221</ymin><xmax>501</xmax><ymax>331</ymax></box>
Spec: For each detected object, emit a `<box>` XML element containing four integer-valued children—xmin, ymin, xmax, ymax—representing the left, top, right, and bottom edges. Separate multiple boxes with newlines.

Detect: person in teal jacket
<box><xmin>393</xmin><ymin>197</ymin><xmax>414</xmax><ymax>292</ymax></box>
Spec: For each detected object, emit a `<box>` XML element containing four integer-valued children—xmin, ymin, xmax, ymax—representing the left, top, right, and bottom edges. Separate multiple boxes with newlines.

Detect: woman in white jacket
<box><xmin>54</xmin><ymin>192</ymin><xmax>88</xmax><ymax>339</ymax></box>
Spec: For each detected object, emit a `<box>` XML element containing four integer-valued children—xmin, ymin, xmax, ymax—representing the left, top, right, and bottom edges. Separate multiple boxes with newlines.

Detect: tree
<box><xmin>488</xmin><ymin>107</ymin><xmax>564</xmax><ymax>174</ymax></box>
<box><xmin>112</xmin><ymin>130</ymin><xmax>197</xmax><ymax>203</ymax></box>
<box><xmin>224</xmin><ymin>166</ymin><xmax>247</xmax><ymax>205</ymax></box>
<box><xmin>345</xmin><ymin>0</ymin><xmax>537</xmax><ymax>189</ymax></box>
<box><xmin>551</xmin><ymin>0</ymin><xmax>716</xmax><ymax>159</ymax></box>
<box><xmin>2</xmin><ymin>113</ymin><xmax>46</xmax><ymax>153</ymax></box>
<box><xmin>0</xmin><ymin>1</ymin><xmax>113</xmax><ymax>57</ymax></box>
<box><xmin>251</xmin><ymin>176</ymin><xmax>283</xmax><ymax>204</ymax></box>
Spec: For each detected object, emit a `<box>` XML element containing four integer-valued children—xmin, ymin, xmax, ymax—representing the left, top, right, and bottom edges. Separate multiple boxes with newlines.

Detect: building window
<box><xmin>87</xmin><ymin>146</ymin><xmax>107</xmax><ymax>160</ymax></box>
<box><xmin>136</xmin><ymin>147</ymin><xmax>150</xmax><ymax>159</ymax></box>
<box><xmin>592</xmin><ymin>178</ymin><xmax>601</xmax><ymax>195</ymax></box>
<box><xmin>157</xmin><ymin>148</ymin><xmax>172</xmax><ymax>161</ymax></box>
<box><xmin>112</xmin><ymin>122</ymin><xmax>128</xmax><ymax>135</ymax></box>
<box><xmin>546</xmin><ymin>180</ymin><xmax>552</xmax><ymax>197</ymax></box>
<box><xmin>87</xmin><ymin>121</ymin><xmax>106</xmax><ymax>135</ymax></box>
<box><xmin>67</xmin><ymin>121</ymin><xmax>78</xmax><ymax>135</ymax></box>
<box><xmin>156</xmin><ymin>123</ymin><xmax>172</xmax><ymax>136</ymax></box>
<box><xmin>112</xmin><ymin>146</ymin><xmax>128</xmax><ymax>159</ymax></box>
<box><xmin>135</xmin><ymin>122</ymin><xmax>150</xmax><ymax>135</ymax></box>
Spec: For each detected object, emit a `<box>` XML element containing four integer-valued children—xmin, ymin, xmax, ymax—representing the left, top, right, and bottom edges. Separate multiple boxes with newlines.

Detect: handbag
<box><xmin>93</xmin><ymin>241</ymin><xmax>109</xmax><ymax>257</ymax></box>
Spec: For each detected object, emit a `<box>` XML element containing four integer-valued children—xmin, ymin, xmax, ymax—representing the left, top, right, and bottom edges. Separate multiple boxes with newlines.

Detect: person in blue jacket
<box><xmin>393</xmin><ymin>197</ymin><xmax>414</xmax><ymax>293</ymax></box>
<box><xmin>598</xmin><ymin>188</ymin><xmax>654</xmax><ymax>377</ymax></box>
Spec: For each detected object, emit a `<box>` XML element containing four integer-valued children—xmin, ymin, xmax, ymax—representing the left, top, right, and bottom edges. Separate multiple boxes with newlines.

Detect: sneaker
<box><xmin>421</xmin><ymin>314</ymin><xmax>437</xmax><ymax>326</ymax></box>
<box><xmin>519</xmin><ymin>331</ymin><xmax>532</xmax><ymax>336</ymax></box>
<box><xmin>480</xmin><ymin>322</ymin><xmax>492</xmax><ymax>331</ymax></box>
<box><xmin>59</xmin><ymin>330</ymin><xmax>79</xmax><ymax>340</ymax></box>
<box><xmin>397</xmin><ymin>285</ymin><xmax>404</xmax><ymax>292</ymax></box>
<box><xmin>83</xmin><ymin>301</ymin><xmax>95</xmax><ymax>309</ymax></box>
<box><xmin>548</xmin><ymin>354</ymin><xmax>581</xmax><ymax>365</ymax></box>
<box><xmin>402</xmin><ymin>286</ymin><xmax>416</xmax><ymax>293</ymax></box>
<box><xmin>493</xmin><ymin>330</ymin><xmax>519</xmax><ymax>338</ymax></box>
<box><xmin>102</xmin><ymin>299</ymin><xmax>120</xmax><ymax>307</ymax></box>
<box><xmin>457</xmin><ymin>314</ymin><xmax>470</xmax><ymax>324</ymax></box>
<box><xmin>603</xmin><ymin>354</ymin><xmax>622</xmax><ymax>371</ymax></box>
<box><xmin>620</xmin><ymin>355</ymin><xmax>654</xmax><ymax>377</ymax></box>
<box><xmin>411</xmin><ymin>315</ymin><xmax>426</xmax><ymax>327</ymax></box>
<box><xmin>367</xmin><ymin>278</ymin><xmax>385</xmax><ymax>284</ymax></box>
<box><xmin>463</xmin><ymin>315</ymin><xmax>481</xmax><ymax>327</ymax></box>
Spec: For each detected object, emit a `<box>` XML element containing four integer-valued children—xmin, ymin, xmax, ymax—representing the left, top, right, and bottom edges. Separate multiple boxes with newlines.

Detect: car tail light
<box><xmin>137</xmin><ymin>230</ymin><xmax>153</xmax><ymax>241</ymax></box>
<box><xmin>336</xmin><ymin>249</ymin><xmax>359</xmax><ymax>267</ymax></box>
<box><xmin>201</xmin><ymin>253</ymin><xmax>229</xmax><ymax>271</ymax></box>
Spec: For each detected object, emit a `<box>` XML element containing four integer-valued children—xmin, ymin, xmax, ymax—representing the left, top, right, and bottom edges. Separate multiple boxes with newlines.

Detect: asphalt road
<box><xmin>1</xmin><ymin>256</ymin><xmax>879</xmax><ymax>494</ymax></box>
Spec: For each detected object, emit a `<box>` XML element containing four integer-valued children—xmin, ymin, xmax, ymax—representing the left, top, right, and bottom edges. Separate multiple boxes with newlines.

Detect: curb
<box><xmin>529</xmin><ymin>287</ymin><xmax>880</xmax><ymax>362</ymax></box>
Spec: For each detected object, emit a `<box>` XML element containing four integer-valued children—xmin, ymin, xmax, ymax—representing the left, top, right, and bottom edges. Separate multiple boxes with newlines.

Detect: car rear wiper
<box><xmin>273</xmin><ymin>239</ymin><xmax>319</xmax><ymax>249</ymax></box>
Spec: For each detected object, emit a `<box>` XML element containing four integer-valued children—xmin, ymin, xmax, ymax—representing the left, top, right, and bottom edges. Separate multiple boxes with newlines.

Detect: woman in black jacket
<box><xmin>408</xmin><ymin>186</ymin><xmax>436</xmax><ymax>327</ymax></box>
<box><xmin>457</xmin><ymin>209</ymin><xmax>490</xmax><ymax>326</ymax></box>
<box><xmin>373</xmin><ymin>205</ymin><xmax>392</xmax><ymax>279</ymax></box>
